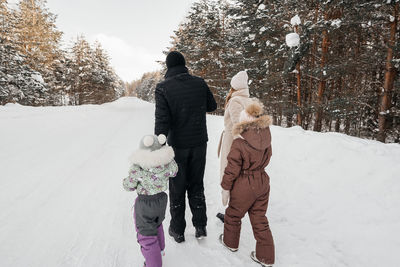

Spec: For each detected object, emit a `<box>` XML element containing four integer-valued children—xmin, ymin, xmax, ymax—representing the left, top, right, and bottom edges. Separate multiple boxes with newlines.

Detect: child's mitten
<box><xmin>222</xmin><ymin>189</ymin><xmax>230</xmax><ymax>206</ymax></box>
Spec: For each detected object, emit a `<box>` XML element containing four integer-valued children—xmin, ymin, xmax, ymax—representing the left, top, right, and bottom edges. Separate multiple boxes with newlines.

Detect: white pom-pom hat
<box><xmin>139</xmin><ymin>134</ymin><xmax>167</xmax><ymax>151</ymax></box>
<box><xmin>130</xmin><ymin>134</ymin><xmax>174</xmax><ymax>168</ymax></box>
<box><xmin>143</xmin><ymin>136</ymin><xmax>154</xmax><ymax>147</ymax></box>
<box><xmin>158</xmin><ymin>134</ymin><xmax>167</xmax><ymax>145</ymax></box>
<box><xmin>230</xmin><ymin>70</ymin><xmax>249</xmax><ymax>90</ymax></box>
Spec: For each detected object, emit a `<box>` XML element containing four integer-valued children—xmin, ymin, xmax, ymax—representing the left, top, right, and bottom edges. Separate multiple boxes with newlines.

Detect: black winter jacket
<box><xmin>154</xmin><ymin>66</ymin><xmax>217</xmax><ymax>149</ymax></box>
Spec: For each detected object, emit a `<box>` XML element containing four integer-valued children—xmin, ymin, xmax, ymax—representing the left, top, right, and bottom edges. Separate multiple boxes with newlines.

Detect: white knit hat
<box><xmin>230</xmin><ymin>70</ymin><xmax>248</xmax><ymax>90</ymax></box>
<box><xmin>139</xmin><ymin>134</ymin><xmax>167</xmax><ymax>151</ymax></box>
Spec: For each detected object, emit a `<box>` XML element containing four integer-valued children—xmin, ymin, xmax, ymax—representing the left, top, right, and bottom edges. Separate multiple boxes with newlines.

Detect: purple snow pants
<box><xmin>134</xmin><ymin>192</ymin><xmax>167</xmax><ymax>267</ymax></box>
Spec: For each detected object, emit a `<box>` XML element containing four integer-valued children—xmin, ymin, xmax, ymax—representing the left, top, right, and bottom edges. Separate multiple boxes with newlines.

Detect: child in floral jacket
<box><xmin>123</xmin><ymin>134</ymin><xmax>178</xmax><ymax>267</ymax></box>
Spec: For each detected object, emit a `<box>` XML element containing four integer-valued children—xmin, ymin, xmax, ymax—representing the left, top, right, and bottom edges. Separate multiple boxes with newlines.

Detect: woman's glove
<box><xmin>222</xmin><ymin>189</ymin><xmax>230</xmax><ymax>207</ymax></box>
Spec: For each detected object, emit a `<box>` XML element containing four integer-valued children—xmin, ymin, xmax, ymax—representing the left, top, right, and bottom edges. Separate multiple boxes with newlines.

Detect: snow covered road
<box><xmin>1</xmin><ymin>97</ymin><xmax>399</xmax><ymax>267</ymax></box>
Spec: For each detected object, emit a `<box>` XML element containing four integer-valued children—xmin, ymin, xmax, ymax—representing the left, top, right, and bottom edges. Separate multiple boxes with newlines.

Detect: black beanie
<box><xmin>166</xmin><ymin>51</ymin><xmax>186</xmax><ymax>69</ymax></box>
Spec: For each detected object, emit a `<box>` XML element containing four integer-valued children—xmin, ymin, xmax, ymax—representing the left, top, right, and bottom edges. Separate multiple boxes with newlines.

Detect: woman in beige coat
<box><xmin>219</xmin><ymin>71</ymin><xmax>254</xmax><ymax>182</ymax></box>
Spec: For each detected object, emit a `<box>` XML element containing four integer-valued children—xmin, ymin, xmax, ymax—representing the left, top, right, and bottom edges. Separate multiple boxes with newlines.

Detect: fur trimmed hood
<box><xmin>233</xmin><ymin>99</ymin><xmax>271</xmax><ymax>136</ymax></box>
<box><xmin>232</xmin><ymin>101</ymin><xmax>272</xmax><ymax>150</ymax></box>
<box><xmin>232</xmin><ymin>114</ymin><xmax>272</xmax><ymax>137</ymax></box>
<box><xmin>129</xmin><ymin>145</ymin><xmax>175</xmax><ymax>169</ymax></box>
<box><xmin>233</xmin><ymin>114</ymin><xmax>272</xmax><ymax>151</ymax></box>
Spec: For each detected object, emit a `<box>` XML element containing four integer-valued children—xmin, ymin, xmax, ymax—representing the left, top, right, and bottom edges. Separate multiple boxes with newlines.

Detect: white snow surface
<box><xmin>286</xmin><ymin>32</ymin><xmax>300</xmax><ymax>48</ymax></box>
<box><xmin>0</xmin><ymin>97</ymin><xmax>399</xmax><ymax>267</ymax></box>
<box><xmin>31</xmin><ymin>73</ymin><xmax>45</xmax><ymax>84</ymax></box>
<box><xmin>290</xmin><ymin>15</ymin><xmax>301</xmax><ymax>26</ymax></box>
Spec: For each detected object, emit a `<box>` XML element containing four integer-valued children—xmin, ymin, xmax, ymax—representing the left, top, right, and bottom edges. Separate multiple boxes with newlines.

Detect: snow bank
<box><xmin>0</xmin><ymin>97</ymin><xmax>399</xmax><ymax>267</ymax></box>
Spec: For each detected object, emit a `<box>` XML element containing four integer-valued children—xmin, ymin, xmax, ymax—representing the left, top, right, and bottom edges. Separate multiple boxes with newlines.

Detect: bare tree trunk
<box><xmin>277</xmin><ymin>87</ymin><xmax>283</xmax><ymax>126</ymax></box>
<box><xmin>344</xmin><ymin>117</ymin><xmax>350</xmax><ymax>135</ymax></box>
<box><xmin>326</xmin><ymin>79</ymin><xmax>334</xmax><ymax>131</ymax></box>
<box><xmin>378</xmin><ymin>3</ymin><xmax>398</xmax><ymax>142</ymax></box>
<box><xmin>296</xmin><ymin>62</ymin><xmax>302</xmax><ymax>126</ymax></box>
<box><xmin>327</xmin><ymin>118</ymin><xmax>332</xmax><ymax>131</ymax></box>
<box><xmin>308</xmin><ymin>3</ymin><xmax>319</xmax><ymax>130</ymax></box>
<box><xmin>335</xmin><ymin>118</ymin><xmax>341</xmax><ymax>132</ymax></box>
<box><xmin>334</xmin><ymin>77</ymin><xmax>342</xmax><ymax>132</ymax></box>
<box><xmin>278</xmin><ymin>106</ymin><xmax>282</xmax><ymax>126</ymax></box>
<box><xmin>287</xmin><ymin>114</ymin><xmax>293</xmax><ymax>127</ymax></box>
<box><xmin>314</xmin><ymin>29</ymin><xmax>329</xmax><ymax>132</ymax></box>
<box><xmin>294</xmin><ymin>25</ymin><xmax>302</xmax><ymax>126</ymax></box>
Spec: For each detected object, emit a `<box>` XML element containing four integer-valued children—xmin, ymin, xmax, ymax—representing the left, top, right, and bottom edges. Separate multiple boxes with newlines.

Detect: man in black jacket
<box><xmin>155</xmin><ymin>51</ymin><xmax>217</xmax><ymax>243</ymax></box>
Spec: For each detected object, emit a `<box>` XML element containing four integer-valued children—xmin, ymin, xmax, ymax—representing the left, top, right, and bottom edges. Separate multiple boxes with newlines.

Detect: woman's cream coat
<box><xmin>219</xmin><ymin>89</ymin><xmax>253</xmax><ymax>181</ymax></box>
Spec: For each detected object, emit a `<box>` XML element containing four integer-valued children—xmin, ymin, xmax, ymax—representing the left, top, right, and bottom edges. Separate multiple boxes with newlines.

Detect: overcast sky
<box><xmin>8</xmin><ymin>0</ymin><xmax>196</xmax><ymax>81</ymax></box>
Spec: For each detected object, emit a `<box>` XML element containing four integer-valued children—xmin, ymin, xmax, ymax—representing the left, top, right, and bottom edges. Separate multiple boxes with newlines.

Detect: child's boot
<box><xmin>219</xmin><ymin>234</ymin><xmax>238</xmax><ymax>252</ymax></box>
<box><xmin>250</xmin><ymin>251</ymin><xmax>273</xmax><ymax>267</ymax></box>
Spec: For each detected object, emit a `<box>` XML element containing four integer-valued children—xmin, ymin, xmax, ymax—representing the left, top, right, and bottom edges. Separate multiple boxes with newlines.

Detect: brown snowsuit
<box><xmin>221</xmin><ymin>109</ymin><xmax>275</xmax><ymax>265</ymax></box>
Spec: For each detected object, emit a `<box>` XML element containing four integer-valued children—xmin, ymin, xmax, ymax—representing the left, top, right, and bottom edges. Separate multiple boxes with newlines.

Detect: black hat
<box><xmin>166</xmin><ymin>51</ymin><xmax>186</xmax><ymax>69</ymax></box>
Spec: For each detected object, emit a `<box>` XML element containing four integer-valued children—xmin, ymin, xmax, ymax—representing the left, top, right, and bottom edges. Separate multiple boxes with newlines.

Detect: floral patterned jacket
<box><xmin>123</xmin><ymin>145</ymin><xmax>178</xmax><ymax>195</ymax></box>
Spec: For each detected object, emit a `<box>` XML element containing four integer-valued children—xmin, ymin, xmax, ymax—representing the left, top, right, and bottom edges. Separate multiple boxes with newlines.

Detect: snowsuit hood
<box><xmin>232</xmin><ymin>100</ymin><xmax>272</xmax><ymax>151</ymax></box>
<box><xmin>233</xmin><ymin>115</ymin><xmax>272</xmax><ymax>151</ymax></box>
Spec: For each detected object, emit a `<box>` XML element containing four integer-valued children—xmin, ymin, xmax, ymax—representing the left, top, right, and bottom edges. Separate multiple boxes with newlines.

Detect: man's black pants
<box><xmin>169</xmin><ymin>144</ymin><xmax>207</xmax><ymax>235</ymax></box>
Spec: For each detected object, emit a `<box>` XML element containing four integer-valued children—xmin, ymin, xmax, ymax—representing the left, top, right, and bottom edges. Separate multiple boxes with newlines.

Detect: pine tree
<box><xmin>68</xmin><ymin>36</ymin><xmax>94</xmax><ymax>105</ymax></box>
<box><xmin>0</xmin><ymin>40</ymin><xmax>48</xmax><ymax>105</ymax></box>
<box><xmin>0</xmin><ymin>0</ymin><xmax>10</xmax><ymax>40</ymax></box>
<box><xmin>136</xmin><ymin>71</ymin><xmax>162</xmax><ymax>103</ymax></box>
<box><xmin>66</xmin><ymin>36</ymin><xmax>123</xmax><ymax>105</ymax></box>
<box><xmin>14</xmin><ymin>0</ymin><xmax>62</xmax><ymax>71</ymax></box>
<box><xmin>167</xmin><ymin>0</ymin><xmax>234</xmax><ymax>113</ymax></box>
<box><xmin>168</xmin><ymin>0</ymin><xmax>399</xmax><ymax>142</ymax></box>
<box><xmin>12</xmin><ymin>0</ymin><xmax>64</xmax><ymax>105</ymax></box>
<box><xmin>91</xmin><ymin>41</ymin><xmax>114</xmax><ymax>103</ymax></box>
<box><xmin>47</xmin><ymin>53</ymin><xmax>72</xmax><ymax>105</ymax></box>
<box><xmin>1</xmin><ymin>0</ymin><xmax>47</xmax><ymax>106</ymax></box>
<box><xmin>1</xmin><ymin>1</ymin><xmax>123</xmax><ymax>106</ymax></box>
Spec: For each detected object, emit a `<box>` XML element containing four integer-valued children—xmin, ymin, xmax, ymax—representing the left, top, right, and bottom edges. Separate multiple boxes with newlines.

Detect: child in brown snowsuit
<box><xmin>220</xmin><ymin>101</ymin><xmax>275</xmax><ymax>267</ymax></box>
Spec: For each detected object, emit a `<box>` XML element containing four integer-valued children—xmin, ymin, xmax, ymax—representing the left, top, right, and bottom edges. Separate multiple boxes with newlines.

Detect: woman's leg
<box><xmin>220</xmin><ymin>133</ymin><xmax>233</xmax><ymax>183</ymax></box>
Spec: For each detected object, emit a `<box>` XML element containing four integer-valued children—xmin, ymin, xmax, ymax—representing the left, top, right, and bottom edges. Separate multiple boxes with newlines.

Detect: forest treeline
<box><xmin>0</xmin><ymin>0</ymin><xmax>124</xmax><ymax>106</ymax></box>
<box><xmin>2</xmin><ymin>0</ymin><xmax>398</xmax><ymax>143</ymax></box>
<box><xmin>132</xmin><ymin>0</ymin><xmax>399</xmax><ymax>143</ymax></box>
